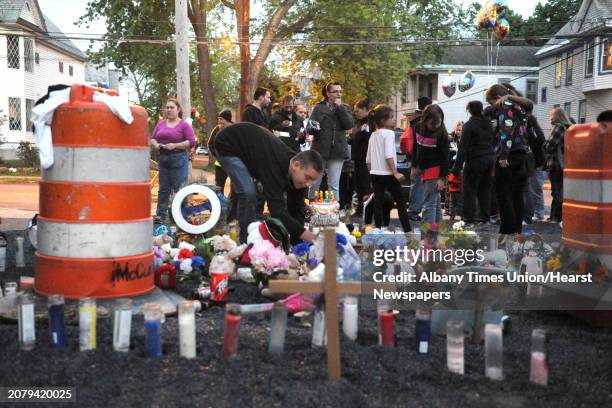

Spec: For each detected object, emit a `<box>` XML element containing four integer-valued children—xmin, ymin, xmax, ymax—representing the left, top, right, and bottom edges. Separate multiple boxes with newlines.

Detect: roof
<box><xmin>537</xmin><ymin>0</ymin><xmax>612</xmax><ymax>57</ymax></box>
<box><xmin>425</xmin><ymin>46</ymin><xmax>540</xmax><ymax>69</ymax></box>
<box><xmin>0</xmin><ymin>0</ymin><xmax>28</xmax><ymax>23</ymax></box>
<box><xmin>41</xmin><ymin>14</ymin><xmax>86</xmax><ymax>60</ymax></box>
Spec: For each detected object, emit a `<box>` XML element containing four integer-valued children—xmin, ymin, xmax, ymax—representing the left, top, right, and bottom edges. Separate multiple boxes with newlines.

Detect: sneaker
<box><xmin>409</xmin><ymin>214</ymin><xmax>422</xmax><ymax>222</ymax></box>
<box><xmin>523</xmin><ymin>217</ymin><xmax>533</xmax><ymax>225</ymax></box>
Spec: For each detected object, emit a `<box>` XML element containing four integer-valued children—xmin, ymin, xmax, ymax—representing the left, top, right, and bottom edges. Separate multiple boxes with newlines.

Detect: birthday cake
<box><xmin>309</xmin><ymin>191</ymin><xmax>340</xmax><ymax>228</ymax></box>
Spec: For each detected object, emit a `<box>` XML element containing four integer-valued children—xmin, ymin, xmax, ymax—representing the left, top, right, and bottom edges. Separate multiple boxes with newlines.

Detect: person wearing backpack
<box><xmin>485</xmin><ymin>84</ymin><xmax>534</xmax><ymax>242</ymax></box>
<box><xmin>544</xmin><ymin>108</ymin><xmax>570</xmax><ymax>222</ymax></box>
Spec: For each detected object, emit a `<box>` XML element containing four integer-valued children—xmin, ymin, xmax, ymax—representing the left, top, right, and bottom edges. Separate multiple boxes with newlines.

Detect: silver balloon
<box><xmin>458</xmin><ymin>71</ymin><xmax>475</xmax><ymax>92</ymax></box>
<box><xmin>442</xmin><ymin>74</ymin><xmax>457</xmax><ymax>98</ymax></box>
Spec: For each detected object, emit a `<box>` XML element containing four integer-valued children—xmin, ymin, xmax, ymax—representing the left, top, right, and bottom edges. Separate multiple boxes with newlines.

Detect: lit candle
<box><xmin>311</xmin><ymin>308</ymin><xmax>327</xmax><ymax>347</ymax></box>
<box><xmin>342</xmin><ymin>296</ymin><xmax>358</xmax><ymax>341</ymax></box>
<box><xmin>4</xmin><ymin>281</ymin><xmax>18</xmax><ymax>296</ymax></box>
<box><xmin>18</xmin><ymin>293</ymin><xmax>35</xmax><ymax>351</ymax></box>
<box><xmin>223</xmin><ymin>303</ymin><xmax>241</xmax><ymax>357</ymax></box>
<box><xmin>377</xmin><ymin>298</ymin><xmax>391</xmax><ymax>345</ymax></box>
<box><xmin>178</xmin><ymin>301</ymin><xmax>196</xmax><ymax>358</ymax></box>
<box><xmin>416</xmin><ymin>307</ymin><xmax>431</xmax><ymax>355</ymax></box>
<box><xmin>113</xmin><ymin>298</ymin><xmax>132</xmax><ymax>352</ymax></box>
<box><xmin>485</xmin><ymin>324</ymin><xmax>503</xmax><ymax>380</ymax></box>
<box><xmin>380</xmin><ymin>311</ymin><xmax>394</xmax><ymax>348</ymax></box>
<box><xmin>48</xmin><ymin>294</ymin><xmax>66</xmax><ymax>349</ymax></box>
<box><xmin>268</xmin><ymin>301</ymin><xmax>288</xmax><ymax>354</ymax></box>
<box><xmin>79</xmin><ymin>297</ymin><xmax>97</xmax><ymax>351</ymax></box>
<box><xmin>530</xmin><ymin>328</ymin><xmax>548</xmax><ymax>386</ymax></box>
<box><xmin>446</xmin><ymin>320</ymin><xmax>464</xmax><ymax>374</ymax></box>
<box><xmin>15</xmin><ymin>236</ymin><xmax>25</xmax><ymax>268</ymax></box>
<box><xmin>143</xmin><ymin>303</ymin><xmax>162</xmax><ymax>358</ymax></box>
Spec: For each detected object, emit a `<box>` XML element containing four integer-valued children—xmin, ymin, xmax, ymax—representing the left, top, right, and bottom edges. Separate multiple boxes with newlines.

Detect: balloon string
<box><xmin>494</xmin><ymin>42</ymin><xmax>500</xmax><ymax>75</ymax></box>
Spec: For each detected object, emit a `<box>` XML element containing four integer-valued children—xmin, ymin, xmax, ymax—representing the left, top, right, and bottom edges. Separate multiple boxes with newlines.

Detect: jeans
<box><xmin>422</xmin><ymin>179</ymin><xmax>443</xmax><ymax>224</ymax></box>
<box><xmin>495</xmin><ymin>152</ymin><xmax>529</xmax><ymax>234</ymax></box>
<box><xmin>156</xmin><ymin>152</ymin><xmax>189</xmax><ymax>218</ymax></box>
<box><xmin>217</xmin><ymin>155</ymin><xmax>258</xmax><ymax>243</ymax></box>
<box><xmin>310</xmin><ymin>158</ymin><xmax>344</xmax><ymax>201</ymax></box>
<box><xmin>462</xmin><ymin>156</ymin><xmax>495</xmax><ymax>223</ymax></box>
<box><xmin>409</xmin><ymin>168</ymin><xmax>425</xmax><ymax>216</ymax></box>
<box><xmin>371</xmin><ymin>174</ymin><xmax>412</xmax><ymax>232</ymax></box>
<box><xmin>549</xmin><ymin>168</ymin><xmax>563</xmax><ymax>221</ymax></box>
<box><xmin>523</xmin><ymin>167</ymin><xmax>546</xmax><ymax>220</ymax></box>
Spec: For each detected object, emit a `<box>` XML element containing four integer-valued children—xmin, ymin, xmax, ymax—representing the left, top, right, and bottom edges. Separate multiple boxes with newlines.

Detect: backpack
<box><xmin>495</xmin><ymin>100</ymin><xmax>535</xmax><ymax>176</ymax></box>
<box><xmin>526</xmin><ymin>115</ymin><xmax>546</xmax><ymax>168</ymax></box>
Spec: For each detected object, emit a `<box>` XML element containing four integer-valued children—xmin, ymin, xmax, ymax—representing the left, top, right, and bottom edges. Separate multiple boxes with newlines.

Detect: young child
<box><xmin>447</xmin><ymin>172</ymin><xmax>463</xmax><ymax>221</ymax></box>
<box><xmin>365</xmin><ymin>104</ymin><xmax>411</xmax><ymax>232</ymax></box>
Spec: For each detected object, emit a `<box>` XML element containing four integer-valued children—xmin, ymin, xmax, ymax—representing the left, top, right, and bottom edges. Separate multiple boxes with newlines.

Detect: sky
<box><xmin>37</xmin><ymin>0</ymin><xmax>548</xmax><ymax>52</ymax></box>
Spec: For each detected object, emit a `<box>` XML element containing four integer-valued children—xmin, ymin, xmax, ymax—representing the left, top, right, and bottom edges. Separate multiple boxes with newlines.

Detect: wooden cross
<box><xmin>268</xmin><ymin>228</ymin><xmax>395</xmax><ymax>381</ymax></box>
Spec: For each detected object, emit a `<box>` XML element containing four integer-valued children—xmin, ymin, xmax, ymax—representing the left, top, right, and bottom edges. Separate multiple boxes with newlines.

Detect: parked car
<box><xmin>195</xmin><ymin>146</ymin><xmax>208</xmax><ymax>156</ymax></box>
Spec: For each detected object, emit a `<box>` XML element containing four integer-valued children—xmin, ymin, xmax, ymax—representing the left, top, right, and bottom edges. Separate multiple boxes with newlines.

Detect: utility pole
<box><xmin>175</xmin><ymin>0</ymin><xmax>191</xmax><ymax>118</ymax></box>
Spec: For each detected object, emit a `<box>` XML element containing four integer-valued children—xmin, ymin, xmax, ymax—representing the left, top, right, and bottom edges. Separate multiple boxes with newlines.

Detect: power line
<box><xmin>397</xmin><ymin>39</ymin><xmax>606</xmax><ymax>112</ymax></box>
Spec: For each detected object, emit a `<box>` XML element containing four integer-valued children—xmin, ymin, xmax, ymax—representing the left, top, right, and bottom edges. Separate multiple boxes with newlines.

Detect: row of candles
<box><xmin>15</xmin><ymin>293</ymin><xmax>198</xmax><ymax>358</ymax></box>
<box><xmin>13</xmin><ymin>292</ymin><xmax>548</xmax><ymax>385</ymax></box>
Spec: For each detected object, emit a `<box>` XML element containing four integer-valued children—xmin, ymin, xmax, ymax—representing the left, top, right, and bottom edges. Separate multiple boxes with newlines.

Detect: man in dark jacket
<box><xmin>241</xmin><ymin>87</ymin><xmax>271</xmax><ymax>128</ymax></box>
<box><xmin>214</xmin><ymin>122</ymin><xmax>322</xmax><ymax>243</ymax></box>
<box><xmin>309</xmin><ymin>81</ymin><xmax>354</xmax><ymax>201</ymax></box>
<box><xmin>523</xmin><ymin>114</ymin><xmax>547</xmax><ymax>223</ymax></box>
<box><xmin>269</xmin><ymin>95</ymin><xmax>305</xmax><ymax>152</ymax></box>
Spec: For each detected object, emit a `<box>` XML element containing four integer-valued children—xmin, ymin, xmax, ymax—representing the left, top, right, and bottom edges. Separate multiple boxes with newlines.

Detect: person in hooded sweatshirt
<box><xmin>451</xmin><ymin>101</ymin><xmax>495</xmax><ymax>226</ymax></box>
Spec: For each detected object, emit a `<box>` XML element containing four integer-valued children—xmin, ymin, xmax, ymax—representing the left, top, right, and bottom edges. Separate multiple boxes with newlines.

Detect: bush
<box><xmin>17</xmin><ymin>141</ymin><xmax>40</xmax><ymax>168</ymax></box>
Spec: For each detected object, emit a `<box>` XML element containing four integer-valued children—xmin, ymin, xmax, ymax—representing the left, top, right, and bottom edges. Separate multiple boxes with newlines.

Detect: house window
<box><xmin>602</xmin><ymin>38</ymin><xmax>612</xmax><ymax>73</ymax></box>
<box><xmin>526</xmin><ymin>79</ymin><xmax>538</xmax><ymax>103</ymax></box>
<box><xmin>69</xmin><ymin>65</ymin><xmax>74</xmax><ymax>76</ymax></box>
<box><xmin>578</xmin><ymin>100</ymin><xmax>587</xmax><ymax>124</ymax></box>
<box><xmin>564</xmin><ymin>102</ymin><xmax>572</xmax><ymax>117</ymax></box>
<box><xmin>555</xmin><ymin>56</ymin><xmax>563</xmax><ymax>87</ymax></box>
<box><xmin>25</xmin><ymin>99</ymin><xmax>34</xmax><ymax>131</ymax></box>
<box><xmin>565</xmin><ymin>53</ymin><xmax>573</xmax><ymax>85</ymax></box>
<box><xmin>8</xmin><ymin>98</ymin><xmax>22</xmax><ymax>131</ymax></box>
<box><xmin>35</xmin><ymin>52</ymin><xmax>39</xmax><ymax>64</ymax></box>
<box><xmin>24</xmin><ymin>39</ymin><xmax>34</xmax><ymax>73</ymax></box>
<box><xmin>7</xmin><ymin>35</ymin><xmax>20</xmax><ymax>69</ymax></box>
<box><xmin>585</xmin><ymin>40</ymin><xmax>594</xmax><ymax>76</ymax></box>
<box><xmin>541</xmin><ymin>87</ymin><xmax>547</xmax><ymax>103</ymax></box>
<box><xmin>59</xmin><ymin>61</ymin><xmax>64</xmax><ymax>73</ymax></box>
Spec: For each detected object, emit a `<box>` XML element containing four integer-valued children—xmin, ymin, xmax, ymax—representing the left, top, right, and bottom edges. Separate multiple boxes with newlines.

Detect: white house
<box><xmin>390</xmin><ymin>46</ymin><xmax>540</xmax><ymax>130</ymax></box>
<box><xmin>534</xmin><ymin>0</ymin><xmax>612</xmax><ymax>135</ymax></box>
<box><xmin>0</xmin><ymin>0</ymin><xmax>86</xmax><ymax>160</ymax></box>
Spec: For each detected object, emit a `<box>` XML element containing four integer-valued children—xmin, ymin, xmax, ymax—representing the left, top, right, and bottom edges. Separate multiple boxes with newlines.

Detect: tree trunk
<box><xmin>247</xmin><ymin>0</ymin><xmax>298</xmax><ymax>98</ymax></box>
<box><xmin>189</xmin><ymin>0</ymin><xmax>218</xmax><ymax>145</ymax></box>
<box><xmin>237</xmin><ymin>0</ymin><xmax>250</xmax><ymax>117</ymax></box>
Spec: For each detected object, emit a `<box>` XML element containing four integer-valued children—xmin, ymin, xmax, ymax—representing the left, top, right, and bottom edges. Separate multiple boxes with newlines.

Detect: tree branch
<box><xmin>276</xmin><ymin>9</ymin><xmax>314</xmax><ymax>39</ymax></box>
<box><xmin>220</xmin><ymin>0</ymin><xmax>236</xmax><ymax>10</ymax></box>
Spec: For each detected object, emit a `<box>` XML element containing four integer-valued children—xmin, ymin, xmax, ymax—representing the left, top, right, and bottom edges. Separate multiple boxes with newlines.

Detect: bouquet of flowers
<box><xmin>249</xmin><ymin>240</ymin><xmax>290</xmax><ymax>285</ymax></box>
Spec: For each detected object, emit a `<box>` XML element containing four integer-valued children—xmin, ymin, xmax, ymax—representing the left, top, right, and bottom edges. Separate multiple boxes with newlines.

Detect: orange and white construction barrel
<box><xmin>35</xmin><ymin>84</ymin><xmax>154</xmax><ymax>299</ymax></box>
<box><xmin>563</xmin><ymin>123</ymin><xmax>612</xmax><ymax>268</ymax></box>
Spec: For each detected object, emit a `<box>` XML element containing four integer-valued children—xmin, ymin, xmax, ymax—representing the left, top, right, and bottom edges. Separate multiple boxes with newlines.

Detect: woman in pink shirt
<box><xmin>150</xmin><ymin>98</ymin><xmax>196</xmax><ymax>222</ymax></box>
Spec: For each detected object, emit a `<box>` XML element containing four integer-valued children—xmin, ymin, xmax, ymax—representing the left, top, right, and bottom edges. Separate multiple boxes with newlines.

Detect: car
<box><xmin>195</xmin><ymin>146</ymin><xmax>208</xmax><ymax>156</ymax></box>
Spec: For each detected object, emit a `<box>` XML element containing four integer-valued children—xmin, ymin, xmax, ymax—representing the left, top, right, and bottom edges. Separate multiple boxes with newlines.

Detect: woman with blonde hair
<box><xmin>544</xmin><ymin>107</ymin><xmax>571</xmax><ymax>222</ymax></box>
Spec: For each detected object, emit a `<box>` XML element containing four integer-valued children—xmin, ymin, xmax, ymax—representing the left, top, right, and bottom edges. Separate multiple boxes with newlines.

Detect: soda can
<box><xmin>210</xmin><ymin>271</ymin><xmax>229</xmax><ymax>302</ymax></box>
<box><xmin>193</xmin><ymin>286</ymin><xmax>211</xmax><ymax>300</ymax></box>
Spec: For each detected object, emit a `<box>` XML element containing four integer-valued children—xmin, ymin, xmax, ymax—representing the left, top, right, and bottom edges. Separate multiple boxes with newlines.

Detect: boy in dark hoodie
<box><xmin>452</xmin><ymin>100</ymin><xmax>495</xmax><ymax>225</ymax></box>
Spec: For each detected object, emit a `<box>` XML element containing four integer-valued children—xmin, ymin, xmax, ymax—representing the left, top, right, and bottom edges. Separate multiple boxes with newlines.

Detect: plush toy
<box><xmin>153</xmin><ymin>232</ymin><xmax>173</xmax><ymax>247</ymax></box>
<box><xmin>240</xmin><ymin>219</ymin><xmax>290</xmax><ymax>265</ymax></box>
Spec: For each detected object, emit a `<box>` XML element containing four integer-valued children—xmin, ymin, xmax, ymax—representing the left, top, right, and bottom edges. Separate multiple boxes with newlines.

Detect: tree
<box><xmin>293</xmin><ymin>0</ymin><xmax>461</xmax><ymax>105</ymax></box>
<box><xmin>222</xmin><ymin>0</ymin><xmax>315</xmax><ymax>114</ymax></box>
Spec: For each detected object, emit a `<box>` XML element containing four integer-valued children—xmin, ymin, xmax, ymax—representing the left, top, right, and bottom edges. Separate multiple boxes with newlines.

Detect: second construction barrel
<box><xmin>35</xmin><ymin>84</ymin><xmax>154</xmax><ymax>299</ymax></box>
